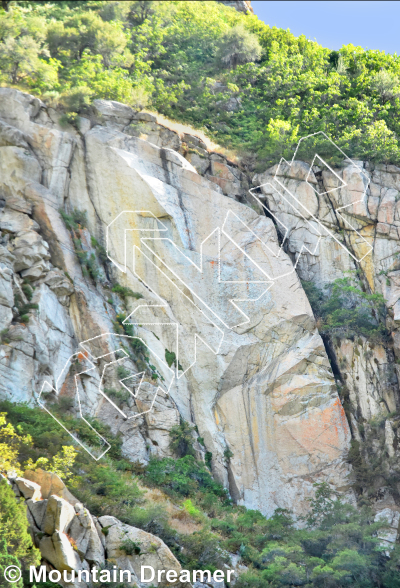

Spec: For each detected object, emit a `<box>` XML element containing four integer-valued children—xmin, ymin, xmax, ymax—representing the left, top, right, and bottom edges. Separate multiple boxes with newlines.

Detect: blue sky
<box><xmin>251</xmin><ymin>1</ymin><xmax>399</xmax><ymax>54</ymax></box>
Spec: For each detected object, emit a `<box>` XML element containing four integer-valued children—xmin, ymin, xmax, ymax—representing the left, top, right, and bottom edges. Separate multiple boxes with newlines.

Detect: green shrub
<box><xmin>104</xmin><ymin>388</ymin><xmax>130</xmax><ymax>403</ymax></box>
<box><xmin>144</xmin><ymin>455</ymin><xmax>229</xmax><ymax>503</ymax></box>
<box><xmin>73</xmin><ymin>238</ymin><xmax>102</xmax><ymax>283</ymax></box>
<box><xmin>165</xmin><ymin>349</ymin><xmax>183</xmax><ymax>370</ymax></box>
<box><xmin>59</xmin><ymin>112</ymin><xmax>80</xmax><ymax>129</ymax></box>
<box><xmin>115</xmin><ymin>313</ymin><xmax>135</xmax><ymax>338</ymax></box>
<box><xmin>112</xmin><ymin>283</ymin><xmax>143</xmax><ymax>300</ymax></box>
<box><xmin>59</xmin><ymin>208</ymin><xmax>88</xmax><ymax>231</ymax></box>
<box><xmin>224</xmin><ymin>447</ymin><xmax>234</xmax><ymax>462</ymax></box>
<box><xmin>90</xmin><ymin>236</ymin><xmax>108</xmax><ymax>263</ymax></box>
<box><xmin>116</xmin><ymin>365</ymin><xmax>131</xmax><ymax>380</ymax></box>
<box><xmin>302</xmin><ymin>274</ymin><xmax>388</xmax><ymax>342</ymax></box>
<box><xmin>169</xmin><ymin>420</ymin><xmax>195</xmax><ymax>457</ymax></box>
<box><xmin>21</xmin><ymin>283</ymin><xmax>33</xmax><ymax>301</ymax></box>
<box><xmin>0</xmin><ymin>539</ymin><xmax>22</xmax><ymax>588</ymax></box>
<box><xmin>0</xmin><ymin>329</ymin><xmax>10</xmax><ymax>345</ymax></box>
<box><xmin>120</xmin><ymin>538</ymin><xmax>141</xmax><ymax>555</ymax></box>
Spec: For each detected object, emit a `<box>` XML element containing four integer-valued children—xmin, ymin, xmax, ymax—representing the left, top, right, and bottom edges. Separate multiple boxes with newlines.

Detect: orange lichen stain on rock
<box><xmin>77</xmin><ymin>350</ymin><xmax>89</xmax><ymax>361</ymax></box>
<box><xmin>276</xmin><ymin>398</ymin><xmax>350</xmax><ymax>472</ymax></box>
<box><xmin>214</xmin><ymin>408</ymin><xmax>220</xmax><ymax>425</ymax></box>
<box><xmin>59</xmin><ymin>375</ymin><xmax>76</xmax><ymax>398</ymax></box>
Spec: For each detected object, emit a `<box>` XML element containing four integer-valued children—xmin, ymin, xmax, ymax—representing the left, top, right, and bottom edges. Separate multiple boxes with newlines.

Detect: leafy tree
<box><xmin>128</xmin><ymin>1</ymin><xmax>156</xmax><ymax>26</ymax></box>
<box><xmin>0</xmin><ymin>12</ymin><xmax>58</xmax><ymax>88</ymax></box>
<box><xmin>0</xmin><ymin>413</ymin><xmax>31</xmax><ymax>476</ymax></box>
<box><xmin>216</xmin><ymin>23</ymin><xmax>262</xmax><ymax>68</ymax></box>
<box><xmin>371</xmin><ymin>69</ymin><xmax>400</xmax><ymax>103</ymax></box>
<box><xmin>27</xmin><ymin>445</ymin><xmax>78</xmax><ymax>482</ymax></box>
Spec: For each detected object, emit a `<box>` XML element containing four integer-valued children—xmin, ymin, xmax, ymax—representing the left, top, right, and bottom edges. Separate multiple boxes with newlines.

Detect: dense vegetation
<box><xmin>302</xmin><ymin>273</ymin><xmax>388</xmax><ymax>343</ymax></box>
<box><xmin>1</xmin><ymin>402</ymin><xmax>400</xmax><ymax>588</ymax></box>
<box><xmin>2</xmin><ymin>1</ymin><xmax>400</xmax><ymax>167</ymax></box>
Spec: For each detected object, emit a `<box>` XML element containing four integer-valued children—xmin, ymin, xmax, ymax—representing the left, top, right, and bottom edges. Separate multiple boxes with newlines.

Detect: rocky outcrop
<box><xmin>0</xmin><ymin>88</ymin><xmax>355</xmax><ymax>517</ymax></box>
<box><xmin>7</xmin><ymin>472</ymin><xmax>189</xmax><ymax>587</ymax></box>
<box><xmin>97</xmin><ymin>515</ymin><xmax>190</xmax><ymax>588</ymax></box>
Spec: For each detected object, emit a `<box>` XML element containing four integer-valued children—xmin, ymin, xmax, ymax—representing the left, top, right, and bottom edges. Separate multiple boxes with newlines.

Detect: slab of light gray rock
<box><xmin>39</xmin><ymin>531</ymin><xmax>81</xmax><ymax>572</ymax></box>
<box><xmin>0</xmin><ymin>268</ymin><xmax>14</xmax><ymax>307</ymax></box>
<box><xmin>43</xmin><ymin>494</ymin><xmax>76</xmax><ymax>535</ymax></box>
<box><xmin>134</xmin><ymin>112</ymin><xmax>156</xmax><ymax>123</ymax></box>
<box><xmin>21</xmin><ymin>259</ymin><xmax>50</xmax><ymax>280</ymax></box>
<box><xmin>44</xmin><ymin>269</ymin><xmax>74</xmax><ymax>297</ymax></box>
<box><xmin>92</xmin><ymin>99</ymin><xmax>135</xmax><ymax>127</ymax></box>
<box><xmin>0</xmin><ymin>208</ymin><xmax>39</xmax><ymax>233</ymax></box>
<box><xmin>67</xmin><ymin>503</ymin><xmax>104</xmax><ymax>565</ymax></box>
<box><xmin>12</xmin><ymin>229</ymin><xmax>50</xmax><ymax>271</ymax></box>
<box><xmin>27</xmin><ymin>498</ymin><xmax>48</xmax><ymax>530</ymax></box>
<box><xmin>0</xmin><ymin>119</ymin><xmax>29</xmax><ymax>149</ymax></box>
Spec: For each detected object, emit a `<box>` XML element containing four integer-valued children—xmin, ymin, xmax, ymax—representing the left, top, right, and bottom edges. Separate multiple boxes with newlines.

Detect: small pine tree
<box><xmin>0</xmin><ymin>479</ymin><xmax>40</xmax><ymax>567</ymax></box>
<box><xmin>0</xmin><ymin>539</ymin><xmax>22</xmax><ymax>588</ymax></box>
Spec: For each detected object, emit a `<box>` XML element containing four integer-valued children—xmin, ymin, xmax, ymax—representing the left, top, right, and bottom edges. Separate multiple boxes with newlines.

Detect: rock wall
<box><xmin>0</xmin><ymin>88</ymin><xmax>354</xmax><ymax>518</ymax></box>
<box><xmin>253</xmin><ymin>157</ymin><xmax>400</xmax><ymax>514</ymax></box>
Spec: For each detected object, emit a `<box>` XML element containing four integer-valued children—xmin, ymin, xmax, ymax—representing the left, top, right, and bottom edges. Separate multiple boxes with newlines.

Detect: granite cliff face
<box><xmin>0</xmin><ymin>88</ymin><xmax>398</xmax><ymax>530</ymax></box>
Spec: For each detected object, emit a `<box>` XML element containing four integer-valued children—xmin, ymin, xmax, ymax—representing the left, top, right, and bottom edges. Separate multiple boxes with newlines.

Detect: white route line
<box><xmin>38</xmin><ymin>333</ymin><xmax>174</xmax><ymax>459</ymax></box>
<box><xmin>270</xmin><ymin>131</ymin><xmax>373</xmax><ymax>263</ymax></box>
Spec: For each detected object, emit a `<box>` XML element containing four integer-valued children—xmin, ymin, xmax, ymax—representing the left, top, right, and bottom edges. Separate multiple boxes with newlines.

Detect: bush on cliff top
<box><xmin>2</xmin><ymin>1</ymin><xmax>400</xmax><ymax>166</ymax></box>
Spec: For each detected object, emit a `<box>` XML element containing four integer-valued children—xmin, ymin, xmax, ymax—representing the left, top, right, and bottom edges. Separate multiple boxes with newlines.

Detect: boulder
<box><xmin>0</xmin><ymin>119</ymin><xmax>29</xmax><ymax>149</ymax></box>
<box><xmin>182</xmin><ymin>133</ymin><xmax>207</xmax><ymax>151</ymax></box>
<box><xmin>44</xmin><ymin>269</ymin><xmax>74</xmax><ymax>297</ymax></box>
<box><xmin>67</xmin><ymin>503</ymin><xmax>105</xmax><ymax>565</ymax></box>
<box><xmin>20</xmin><ymin>259</ymin><xmax>50</xmax><ymax>280</ymax></box>
<box><xmin>184</xmin><ymin>151</ymin><xmax>210</xmax><ymax>175</ymax></box>
<box><xmin>24</xmin><ymin>469</ymin><xmax>80</xmax><ymax>505</ymax></box>
<box><xmin>134</xmin><ymin>112</ymin><xmax>157</xmax><ymax>123</ymax></box>
<box><xmin>43</xmin><ymin>494</ymin><xmax>76</xmax><ymax>535</ymax></box>
<box><xmin>98</xmin><ymin>516</ymin><xmax>189</xmax><ymax>587</ymax></box>
<box><xmin>39</xmin><ymin>531</ymin><xmax>81</xmax><ymax>572</ymax></box>
<box><xmin>91</xmin><ymin>99</ymin><xmax>135</xmax><ymax>127</ymax></box>
<box><xmin>15</xmin><ymin>477</ymin><xmax>42</xmax><ymax>501</ymax></box>
<box><xmin>125</xmin><ymin>120</ymin><xmax>181</xmax><ymax>150</ymax></box>
<box><xmin>26</xmin><ymin>498</ymin><xmax>48</xmax><ymax>530</ymax></box>
<box><xmin>12</xmin><ymin>230</ymin><xmax>50</xmax><ymax>272</ymax></box>
<box><xmin>0</xmin><ymin>208</ymin><xmax>39</xmax><ymax>233</ymax></box>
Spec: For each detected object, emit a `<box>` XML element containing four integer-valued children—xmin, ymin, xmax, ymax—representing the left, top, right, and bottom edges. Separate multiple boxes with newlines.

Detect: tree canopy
<box><xmin>1</xmin><ymin>1</ymin><xmax>400</xmax><ymax>167</ymax></box>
